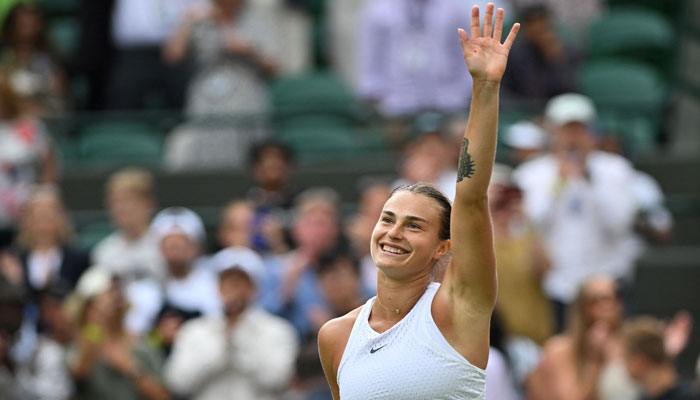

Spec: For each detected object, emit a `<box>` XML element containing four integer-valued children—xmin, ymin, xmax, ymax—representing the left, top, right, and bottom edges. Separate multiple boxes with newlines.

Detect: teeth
<box><xmin>382</xmin><ymin>245</ymin><xmax>406</xmax><ymax>254</ymax></box>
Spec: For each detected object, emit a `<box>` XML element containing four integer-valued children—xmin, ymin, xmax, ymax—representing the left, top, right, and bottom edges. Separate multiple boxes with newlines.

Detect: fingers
<box><xmin>503</xmin><ymin>23</ymin><xmax>520</xmax><ymax>50</ymax></box>
<box><xmin>470</xmin><ymin>6</ymin><xmax>480</xmax><ymax>40</ymax></box>
<box><xmin>493</xmin><ymin>8</ymin><xmax>504</xmax><ymax>42</ymax></box>
<box><xmin>482</xmin><ymin>3</ymin><xmax>494</xmax><ymax>38</ymax></box>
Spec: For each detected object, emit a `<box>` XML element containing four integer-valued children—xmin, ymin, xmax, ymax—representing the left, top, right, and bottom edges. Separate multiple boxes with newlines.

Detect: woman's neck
<box><xmin>374</xmin><ymin>273</ymin><xmax>431</xmax><ymax>321</ymax></box>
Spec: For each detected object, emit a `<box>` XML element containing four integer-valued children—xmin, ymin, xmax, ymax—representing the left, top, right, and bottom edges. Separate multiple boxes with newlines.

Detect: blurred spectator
<box><xmin>146</xmin><ymin>303</ymin><xmax>200</xmax><ymax>362</ymax></box>
<box><xmin>513</xmin><ymin>93</ymin><xmax>637</xmax><ymax>329</ymax></box>
<box><xmin>245</xmin><ymin>140</ymin><xmax>298</xmax><ymax>254</ymax></box>
<box><xmin>490</xmin><ymin>164</ymin><xmax>553</xmax><ymax>345</ymax></box>
<box><xmin>103</xmin><ymin>0</ymin><xmax>204</xmax><ymax>109</ymax></box>
<box><xmin>12</xmin><ymin>289</ymin><xmax>75</xmax><ymax>400</ymax></box>
<box><xmin>0</xmin><ymin>281</ymin><xmax>29</xmax><ymax>399</ymax></box>
<box><xmin>501</xmin><ymin>4</ymin><xmax>579</xmax><ymax>103</ymax></box>
<box><xmin>261</xmin><ymin>188</ymin><xmax>342</xmax><ymax>339</ymax></box>
<box><xmin>66</xmin><ymin>268</ymin><xmax>169</xmax><ymax>400</ymax></box>
<box><xmin>165</xmin><ymin>255</ymin><xmax>298</xmax><ymax>400</ymax></box>
<box><xmin>247</xmin><ymin>140</ymin><xmax>298</xmax><ymax>212</ymax></box>
<box><xmin>282</xmin><ymin>342</ymin><xmax>332</xmax><ymax>400</ymax></box>
<box><xmin>486</xmin><ymin>347</ymin><xmax>519</xmax><ymax>400</ymax></box>
<box><xmin>622</xmin><ymin>317</ymin><xmax>700</xmax><ymax>400</ymax></box>
<box><xmin>0</xmin><ymin>3</ymin><xmax>67</xmax><ymax>115</ymax></box>
<box><xmin>13</xmin><ymin>186</ymin><xmax>90</xmax><ymax>298</ymax></box>
<box><xmin>163</xmin><ymin>0</ymin><xmax>281</xmax><ymax>169</ymax></box>
<box><xmin>357</xmin><ymin>0</ymin><xmax>472</xmax><ymax>117</ymax></box>
<box><xmin>504</xmin><ymin>120</ymin><xmax>549</xmax><ymax>165</ymax></box>
<box><xmin>151</xmin><ymin>207</ymin><xmax>221</xmax><ymax>316</ymax></box>
<box><xmin>218</xmin><ymin>199</ymin><xmax>289</xmax><ymax>256</ymax></box>
<box><xmin>393</xmin><ymin>114</ymin><xmax>458</xmax><ymax>201</ymax></box>
<box><xmin>92</xmin><ymin>168</ymin><xmax>164</xmax><ymax>283</ymax></box>
<box><xmin>312</xmin><ymin>250</ymin><xmax>368</xmax><ymax>329</ymax></box>
<box><xmin>513</xmin><ymin>0</ymin><xmax>604</xmax><ymax>36</ymax></box>
<box><xmin>344</xmin><ymin>180</ymin><xmax>390</xmax><ymax>294</ymax></box>
<box><xmin>0</xmin><ymin>76</ymin><xmax>58</xmax><ymax>236</ymax></box>
<box><xmin>527</xmin><ymin>276</ymin><xmax>639</xmax><ymax>400</ymax></box>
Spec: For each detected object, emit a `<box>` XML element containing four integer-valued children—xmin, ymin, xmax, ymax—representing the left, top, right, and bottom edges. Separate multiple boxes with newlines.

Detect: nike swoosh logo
<box><xmin>370</xmin><ymin>345</ymin><xmax>387</xmax><ymax>354</ymax></box>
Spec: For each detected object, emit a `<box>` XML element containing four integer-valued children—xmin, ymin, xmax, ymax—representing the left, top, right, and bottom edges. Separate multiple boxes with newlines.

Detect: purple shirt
<box><xmin>357</xmin><ymin>0</ymin><xmax>472</xmax><ymax>116</ymax></box>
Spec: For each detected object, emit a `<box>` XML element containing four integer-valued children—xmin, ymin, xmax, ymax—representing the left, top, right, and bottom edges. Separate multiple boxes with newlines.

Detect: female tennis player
<box><xmin>318</xmin><ymin>4</ymin><xmax>519</xmax><ymax>399</ymax></box>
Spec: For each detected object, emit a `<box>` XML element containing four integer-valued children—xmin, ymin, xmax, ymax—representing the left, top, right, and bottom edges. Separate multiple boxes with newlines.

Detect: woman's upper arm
<box><xmin>318</xmin><ymin>321</ymin><xmax>341</xmax><ymax>399</ymax></box>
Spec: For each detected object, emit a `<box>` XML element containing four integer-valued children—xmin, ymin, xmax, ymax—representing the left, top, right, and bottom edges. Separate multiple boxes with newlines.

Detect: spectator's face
<box><xmin>39</xmin><ymin>295</ymin><xmax>74</xmax><ymax>344</ymax></box>
<box><xmin>292</xmin><ymin>203</ymin><xmax>339</xmax><ymax>256</ymax></box>
<box><xmin>623</xmin><ymin>351</ymin><xmax>647</xmax><ymax>381</ymax></box>
<box><xmin>161</xmin><ymin>233</ymin><xmax>198</xmax><ymax>276</ymax></box>
<box><xmin>582</xmin><ymin>279</ymin><xmax>622</xmax><ymax>327</ymax></box>
<box><xmin>24</xmin><ymin>197</ymin><xmax>65</xmax><ymax>245</ymax></box>
<box><xmin>13</xmin><ymin>7</ymin><xmax>42</xmax><ymax>44</ymax></box>
<box><xmin>319</xmin><ymin>258</ymin><xmax>360</xmax><ymax>313</ymax></box>
<box><xmin>219</xmin><ymin>270</ymin><xmax>254</xmax><ymax>317</ymax></box>
<box><xmin>552</xmin><ymin>122</ymin><xmax>595</xmax><ymax>154</ymax></box>
<box><xmin>253</xmin><ymin>149</ymin><xmax>291</xmax><ymax>191</ymax></box>
<box><xmin>107</xmin><ymin>192</ymin><xmax>153</xmax><ymax>234</ymax></box>
<box><xmin>218</xmin><ymin>203</ymin><xmax>254</xmax><ymax>248</ymax></box>
<box><xmin>523</xmin><ymin>14</ymin><xmax>552</xmax><ymax>45</ymax></box>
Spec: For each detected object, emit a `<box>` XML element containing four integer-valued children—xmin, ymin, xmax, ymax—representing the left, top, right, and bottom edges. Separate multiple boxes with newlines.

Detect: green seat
<box><xmin>271</xmin><ymin>71</ymin><xmax>358</xmax><ymax>124</ymax></box>
<box><xmin>587</xmin><ymin>7</ymin><xmax>674</xmax><ymax>74</ymax></box>
<box><xmin>48</xmin><ymin>17</ymin><xmax>80</xmax><ymax>60</ymax></box>
<box><xmin>579</xmin><ymin>60</ymin><xmax>666</xmax><ymax>154</ymax></box>
<box><xmin>78</xmin><ymin>121</ymin><xmax>163</xmax><ymax>165</ymax></box>
<box><xmin>278</xmin><ymin>125</ymin><xmax>359</xmax><ymax>163</ymax></box>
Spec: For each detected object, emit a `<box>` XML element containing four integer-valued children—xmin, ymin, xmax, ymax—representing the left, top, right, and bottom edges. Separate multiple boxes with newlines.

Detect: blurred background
<box><xmin>0</xmin><ymin>0</ymin><xmax>699</xmax><ymax>399</ymax></box>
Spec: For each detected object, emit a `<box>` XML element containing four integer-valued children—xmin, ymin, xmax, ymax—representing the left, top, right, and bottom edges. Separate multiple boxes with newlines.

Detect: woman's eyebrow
<box><xmin>381</xmin><ymin>210</ymin><xmax>427</xmax><ymax>223</ymax></box>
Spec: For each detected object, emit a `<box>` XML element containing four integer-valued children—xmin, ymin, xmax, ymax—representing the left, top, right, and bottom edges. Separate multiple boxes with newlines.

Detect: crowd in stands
<box><xmin>0</xmin><ymin>0</ymin><xmax>698</xmax><ymax>399</ymax></box>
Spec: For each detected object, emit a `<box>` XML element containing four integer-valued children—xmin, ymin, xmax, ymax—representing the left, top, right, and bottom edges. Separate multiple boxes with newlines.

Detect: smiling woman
<box><xmin>317</xmin><ymin>4</ymin><xmax>519</xmax><ymax>400</ymax></box>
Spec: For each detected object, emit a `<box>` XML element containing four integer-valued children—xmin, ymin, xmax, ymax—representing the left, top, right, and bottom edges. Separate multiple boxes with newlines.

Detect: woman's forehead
<box><xmin>382</xmin><ymin>191</ymin><xmax>441</xmax><ymax>220</ymax></box>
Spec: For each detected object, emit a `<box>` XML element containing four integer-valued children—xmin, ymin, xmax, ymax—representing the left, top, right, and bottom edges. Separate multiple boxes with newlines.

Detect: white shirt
<box><xmin>92</xmin><ymin>230</ymin><xmax>165</xmax><ymax>282</ymax></box>
<box><xmin>338</xmin><ymin>282</ymin><xmax>487</xmax><ymax>399</ymax></box>
<box><xmin>165</xmin><ymin>309</ymin><xmax>299</xmax><ymax>400</ymax></box>
<box><xmin>513</xmin><ymin>151</ymin><xmax>637</xmax><ymax>302</ymax></box>
<box><xmin>165</xmin><ymin>261</ymin><xmax>221</xmax><ymax>316</ymax></box>
<box><xmin>112</xmin><ymin>0</ymin><xmax>206</xmax><ymax>47</ymax></box>
<box><xmin>27</xmin><ymin>248</ymin><xmax>62</xmax><ymax>290</ymax></box>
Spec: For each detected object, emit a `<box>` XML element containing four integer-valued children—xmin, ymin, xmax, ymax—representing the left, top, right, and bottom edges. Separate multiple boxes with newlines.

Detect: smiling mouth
<box><xmin>381</xmin><ymin>244</ymin><xmax>409</xmax><ymax>255</ymax></box>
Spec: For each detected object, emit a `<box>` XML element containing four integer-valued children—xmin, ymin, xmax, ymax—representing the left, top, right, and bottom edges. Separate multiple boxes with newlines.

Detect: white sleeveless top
<box><xmin>337</xmin><ymin>282</ymin><xmax>487</xmax><ymax>399</ymax></box>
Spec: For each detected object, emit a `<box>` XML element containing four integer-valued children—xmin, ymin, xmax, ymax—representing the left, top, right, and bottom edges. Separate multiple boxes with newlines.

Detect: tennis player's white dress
<box><xmin>337</xmin><ymin>282</ymin><xmax>486</xmax><ymax>399</ymax></box>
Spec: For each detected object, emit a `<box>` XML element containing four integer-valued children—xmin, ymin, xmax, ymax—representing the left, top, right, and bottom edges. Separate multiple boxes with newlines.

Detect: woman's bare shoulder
<box><xmin>319</xmin><ymin>305</ymin><xmax>364</xmax><ymax>346</ymax></box>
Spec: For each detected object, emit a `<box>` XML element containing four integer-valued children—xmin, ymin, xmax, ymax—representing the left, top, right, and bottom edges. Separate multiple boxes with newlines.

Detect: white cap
<box><xmin>490</xmin><ymin>163</ymin><xmax>514</xmax><ymax>187</ymax></box>
<box><xmin>75</xmin><ymin>267</ymin><xmax>115</xmax><ymax>299</ymax></box>
<box><xmin>544</xmin><ymin>93</ymin><xmax>597</xmax><ymax>127</ymax></box>
<box><xmin>504</xmin><ymin>121</ymin><xmax>548</xmax><ymax>150</ymax></box>
<box><xmin>209</xmin><ymin>246</ymin><xmax>265</xmax><ymax>287</ymax></box>
<box><xmin>151</xmin><ymin>207</ymin><xmax>206</xmax><ymax>244</ymax></box>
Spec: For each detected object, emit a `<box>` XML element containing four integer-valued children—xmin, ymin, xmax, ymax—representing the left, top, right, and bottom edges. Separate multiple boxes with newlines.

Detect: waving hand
<box><xmin>458</xmin><ymin>4</ymin><xmax>519</xmax><ymax>83</ymax></box>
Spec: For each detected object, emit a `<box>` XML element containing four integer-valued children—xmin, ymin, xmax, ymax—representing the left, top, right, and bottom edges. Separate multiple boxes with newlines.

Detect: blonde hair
<box><xmin>16</xmin><ymin>185</ymin><xmax>74</xmax><ymax>248</ymax></box>
<box><xmin>105</xmin><ymin>167</ymin><xmax>155</xmax><ymax>199</ymax></box>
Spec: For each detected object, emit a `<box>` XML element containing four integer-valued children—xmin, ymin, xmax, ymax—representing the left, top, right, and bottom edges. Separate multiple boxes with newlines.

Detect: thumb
<box><xmin>458</xmin><ymin>29</ymin><xmax>469</xmax><ymax>43</ymax></box>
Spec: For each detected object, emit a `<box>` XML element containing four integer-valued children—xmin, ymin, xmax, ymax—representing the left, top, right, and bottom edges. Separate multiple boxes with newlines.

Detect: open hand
<box><xmin>459</xmin><ymin>4</ymin><xmax>519</xmax><ymax>84</ymax></box>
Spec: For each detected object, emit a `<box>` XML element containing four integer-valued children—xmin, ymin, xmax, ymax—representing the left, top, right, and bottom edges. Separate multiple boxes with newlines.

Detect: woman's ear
<box><xmin>435</xmin><ymin>239</ymin><xmax>451</xmax><ymax>259</ymax></box>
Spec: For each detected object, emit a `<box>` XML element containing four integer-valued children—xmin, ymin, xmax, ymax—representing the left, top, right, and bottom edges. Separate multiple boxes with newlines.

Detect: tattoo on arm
<box><xmin>457</xmin><ymin>138</ymin><xmax>476</xmax><ymax>182</ymax></box>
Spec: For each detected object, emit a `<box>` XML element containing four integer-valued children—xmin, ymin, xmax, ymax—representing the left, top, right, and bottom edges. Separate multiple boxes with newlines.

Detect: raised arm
<box><xmin>444</xmin><ymin>5</ymin><xmax>519</xmax><ymax>310</ymax></box>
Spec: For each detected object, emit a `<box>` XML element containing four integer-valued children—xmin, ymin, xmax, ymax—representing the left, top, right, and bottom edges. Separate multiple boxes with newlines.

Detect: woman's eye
<box><xmin>382</xmin><ymin>217</ymin><xmax>393</xmax><ymax>223</ymax></box>
<box><xmin>408</xmin><ymin>223</ymin><xmax>420</xmax><ymax>229</ymax></box>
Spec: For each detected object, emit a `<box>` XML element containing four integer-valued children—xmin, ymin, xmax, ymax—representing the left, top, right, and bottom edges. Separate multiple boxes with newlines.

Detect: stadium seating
<box><xmin>579</xmin><ymin>59</ymin><xmax>666</xmax><ymax>154</ymax></box>
<box><xmin>587</xmin><ymin>7</ymin><xmax>675</xmax><ymax>75</ymax></box>
<box><xmin>77</xmin><ymin>120</ymin><xmax>163</xmax><ymax>166</ymax></box>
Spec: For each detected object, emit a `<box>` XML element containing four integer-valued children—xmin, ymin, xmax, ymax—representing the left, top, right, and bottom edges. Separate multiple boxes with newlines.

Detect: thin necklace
<box><xmin>375</xmin><ymin>285</ymin><xmax>428</xmax><ymax>315</ymax></box>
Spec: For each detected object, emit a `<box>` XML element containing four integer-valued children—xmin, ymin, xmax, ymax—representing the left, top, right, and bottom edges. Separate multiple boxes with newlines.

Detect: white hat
<box><xmin>151</xmin><ymin>207</ymin><xmax>206</xmax><ymax>244</ymax></box>
<box><xmin>209</xmin><ymin>246</ymin><xmax>265</xmax><ymax>287</ymax></box>
<box><xmin>504</xmin><ymin>121</ymin><xmax>548</xmax><ymax>150</ymax></box>
<box><xmin>544</xmin><ymin>93</ymin><xmax>597</xmax><ymax>127</ymax></box>
<box><xmin>74</xmin><ymin>267</ymin><xmax>115</xmax><ymax>299</ymax></box>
